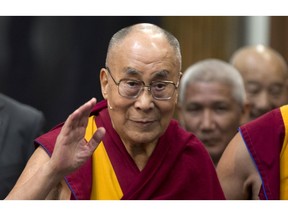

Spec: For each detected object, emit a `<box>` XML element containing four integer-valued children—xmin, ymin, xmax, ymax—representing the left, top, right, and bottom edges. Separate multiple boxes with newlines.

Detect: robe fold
<box><xmin>35</xmin><ymin>100</ymin><xmax>225</xmax><ymax>200</ymax></box>
<box><xmin>239</xmin><ymin>105</ymin><xmax>288</xmax><ymax>200</ymax></box>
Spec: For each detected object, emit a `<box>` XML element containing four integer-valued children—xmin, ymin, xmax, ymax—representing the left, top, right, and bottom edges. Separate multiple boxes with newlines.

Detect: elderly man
<box><xmin>217</xmin><ymin>103</ymin><xmax>288</xmax><ymax>200</ymax></box>
<box><xmin>230</xmin><ymin>44</ymin><xmax>288</xmax><ymax>123</ymax></box>
<box><xmin>177</xmin><ymin>59</ymin><xmax>249</xmax><ymax>166</ymax></box>
<box><xmin>217</xmin><ymin>45</ymin><xmax>288</xmax><ymax>200</ymax></box>
<box><xmin>6</xmin><ymin>23</ymin><xmax>225</xmax><ymax>200</ymax></box>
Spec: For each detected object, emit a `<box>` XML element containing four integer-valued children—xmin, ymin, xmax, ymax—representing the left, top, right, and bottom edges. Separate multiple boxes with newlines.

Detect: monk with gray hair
<box><xmin>177</xmin><ymin>59</ymin><xmax>249</xmax><ymax>166</ymax></box>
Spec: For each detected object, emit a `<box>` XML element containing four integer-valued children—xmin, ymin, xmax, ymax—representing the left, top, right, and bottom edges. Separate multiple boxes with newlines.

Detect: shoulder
<box><xmin>217</xmin><ymin>132</ymin><xmax>260</xmax><ymax>199</ymax></box>
<box><xmin>241</xmin><ymin>107</ymin><xmax>282</xmax><ymax>134</ymax></box>
<box><xmin>0</xmin><ymin>93</ymin><xmax>44</xmax><ymax>121</ymax></box>
<box><xmin>168</xmin><ymin>119</ymin><xmax>214</xmax><ymax>166</ymax></box>
<box><xmin>240</xmin><ymin>106</ymin><xmax>284</xmax><ymax>154</ymax></box>
<box><xmin>35</xmin><ymin>123</ymin><xmax>63</xmax><ymax>155</ymax></box>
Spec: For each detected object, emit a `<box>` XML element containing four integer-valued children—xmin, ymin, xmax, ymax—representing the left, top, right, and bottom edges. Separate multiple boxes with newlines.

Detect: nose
<box><xmin>199</xmin><ymin>109</ymin><xmax>215</xmax><ymax>131</ymax></box>
<box><xmin>253</xmin><ymin>91</ymin><xmax>271</xmax><ymax>113</ymax></box>
<box><xmin>134</xmin><ymin>87</ymin><xmax>154</xmax><ymax>110</ymax></box>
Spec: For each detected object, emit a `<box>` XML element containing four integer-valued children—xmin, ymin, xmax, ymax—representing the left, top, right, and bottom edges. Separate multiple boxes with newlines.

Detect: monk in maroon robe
<box><xmin>34</xmin><ymin>100</ymin><xmax>224</xmax><ymax>200</ymax></box>
<box><xmin>6</xmin><ymin>23</ymin><xmax>225</xmax><ymax>200</ymax></box>
<box><xmin>217</xmin><ymin>105</ymin><xmax>288</xmax><ymax>199</ymax></box>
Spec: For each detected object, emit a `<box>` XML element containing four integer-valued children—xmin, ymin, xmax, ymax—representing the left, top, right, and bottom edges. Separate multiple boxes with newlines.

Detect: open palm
<box><xmin>49</xmin><ymin>98</ymin><xmax>105</xmax><ymax>176</ymax></box>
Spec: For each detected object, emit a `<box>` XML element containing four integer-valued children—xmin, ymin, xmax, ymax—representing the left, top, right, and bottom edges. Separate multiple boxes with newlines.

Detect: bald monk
<box><xmin>230</xmin><ymin>44</ymin><xmax>288</xmax><ymax>123</ymax></box>
<box><xmin>5</xmin><ymin>23</ymin><xmax>225</xmax><ymax>200</ymax></box>
<box><xmin>217</xmin><ymin>45</ymin><xmax>288</xmax><ymax>200</ymax></box>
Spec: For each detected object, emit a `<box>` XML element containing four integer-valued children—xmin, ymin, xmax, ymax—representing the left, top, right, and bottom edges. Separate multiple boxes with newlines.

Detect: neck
<box><xmin>123</xmin><ymin>141</ymin><xmax>157</xmax><ymax>171</ymax></box>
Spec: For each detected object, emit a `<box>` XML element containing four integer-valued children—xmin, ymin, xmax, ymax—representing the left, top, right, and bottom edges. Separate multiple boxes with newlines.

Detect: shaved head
<box><xmin>230</xmin><ymin>44</ymin><xmax>288</xmax><ymax>78</ymax></box>
<box><xmin>106</xmin><ymin>23</ymin><xmax>182</xmax><ymax>71</ymax></box>
<box><xmin>230</xmin><ymin>44</ymin><xmax>288</xmax><ymax>122</ymax></box>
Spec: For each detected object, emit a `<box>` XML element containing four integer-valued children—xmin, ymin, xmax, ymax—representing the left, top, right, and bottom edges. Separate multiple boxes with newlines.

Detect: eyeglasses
<box><xmin>106</xmin><ymin>67</ymin><xmax>180</xmax><ymax>100</ymax></box>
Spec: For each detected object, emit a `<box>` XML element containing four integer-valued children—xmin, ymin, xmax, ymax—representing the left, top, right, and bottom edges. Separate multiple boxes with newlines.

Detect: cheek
<box><xmin>218</xmin><ymin>115</ymin><xmax>241</xmax><ymax>132</ymax></box>
<box><xmin>154</xmin><ymin>102</ymin><xmax>176</xmax><ymax>128</ymax></box>
<box><xmin>181</xmin><ymin>114</ymin><xmax>200</xmax><ymax>130</ymax></box>
<box><xmin>107</xmin><ymin>99</ymin><xmax>132</xmax><ymax>125</ymax></box>
<box><xmin>271</xmin><ymin>95</ymin><xmax>288</xmax><ymax>106</ymax></box>
<box><xmin>247</xmin><ymin>93</ymin><xmax>258</xmax><ymax>101</ymax></box>
<box><xmin>162</xmin><ymin>103</ymin><xmax>176</xmax><ymax>118</ymax></box>
<box><xmin>184</xmin><ymin>122</ymin><xmax>196</xmax><ymax>131</ymax></box>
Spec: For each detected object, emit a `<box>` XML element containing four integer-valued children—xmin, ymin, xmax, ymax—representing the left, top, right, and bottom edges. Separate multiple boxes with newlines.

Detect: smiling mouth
<box><xmin>135</xmin><ymin>120</ymin><xmax>155</xmax><ymax>124</ymax></box>
<box><xmin>131</xmin><ymin>120</ymin><xmax>156</xmax><ymax>127</ymax></box>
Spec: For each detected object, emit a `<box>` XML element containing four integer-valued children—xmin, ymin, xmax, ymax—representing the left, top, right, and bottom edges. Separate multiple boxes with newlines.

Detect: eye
<box><xmin>124</xmin><ymin>80</ymin><xmax>142</xmax><ymax>88</ymax></box>
<box><xmin>186</xmin><ymin>104</ymin><xmax>202</xmax><ymax>114</ymax></box>
<box><xmin>152</xmin><ymin>82</ymin><xmax>167</xmax><ymax>91</ymax></box>
<box><xmin>246</xmin><ymin>83</ymin><xmax>261</xmax><ymax>95</ymax></box>
<box><xmin>214</xmin><ymin>105</ymin><xmax>229</xmax><ymax>113</ymax></box>
<box><xmin>269</xmin><ymin>84</ymin><xmax>283</xmax><ymax>96</ymax></box>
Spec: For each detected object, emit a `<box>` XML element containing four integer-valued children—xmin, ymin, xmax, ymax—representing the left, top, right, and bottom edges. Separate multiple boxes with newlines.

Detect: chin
<box><xmin>128</xmin><ymin>131</ymin><xmax>160</xmax><ymax>144</ymax></box>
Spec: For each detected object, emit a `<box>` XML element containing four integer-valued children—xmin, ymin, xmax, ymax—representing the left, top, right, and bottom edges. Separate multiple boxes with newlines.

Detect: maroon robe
<box><xmin>35</xmin><ymin>100</ymin><xmax>225</xmax><ymax>200</ymax></box>
<box><xmin>239</xmin><ymin>107</ymin><xmax>284</xmax><ymax>200</ymax></box>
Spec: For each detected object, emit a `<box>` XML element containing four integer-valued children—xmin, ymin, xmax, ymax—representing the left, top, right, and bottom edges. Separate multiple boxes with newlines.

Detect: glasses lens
<box><xmin>151</xmin><ymin>82</ymin><xmax>175</xmax><ymax>100</ymax></box>
<box><xmin>119</xmin><ymin>79</ymin><xmax>143</xmax><ymax>98</ymax></box>
<box><xmin>118</xmin><ymin>79</ymin><xmax>176</xmax><ymax>100</ymax></box>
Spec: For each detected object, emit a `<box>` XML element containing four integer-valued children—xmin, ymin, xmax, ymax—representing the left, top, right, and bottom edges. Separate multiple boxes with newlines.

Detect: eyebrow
<box><xmin>153</xmin><ymin>70</ymin><xmax>169</xmax><ymax>79</ymax></box>
<box><xmin>123</xmin><ymin>67</ymin><xmax>170</xmax><ymax>79</ymax></box>
<box><xmin>124</xmin><ymin>67</ymin><xmax>140</xmax><ymax>75</ymax></box>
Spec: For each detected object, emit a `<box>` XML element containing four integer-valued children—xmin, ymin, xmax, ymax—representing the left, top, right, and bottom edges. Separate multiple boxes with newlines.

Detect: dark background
<box><xmin>2</xmin><ymin>16</ymin><xmax>287</xmax><ymax>132</ymax></box>
<box><xmin>0</xmin><ymin>16</ymin><xmax>160</xmax><ymax>130</ymax></box>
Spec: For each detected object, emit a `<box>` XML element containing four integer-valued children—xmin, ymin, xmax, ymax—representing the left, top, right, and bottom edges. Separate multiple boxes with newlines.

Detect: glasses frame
<box><xmin>106</xmin><ymin>67</ymin><xmax>180</xmax><ymax>101</ymax></box>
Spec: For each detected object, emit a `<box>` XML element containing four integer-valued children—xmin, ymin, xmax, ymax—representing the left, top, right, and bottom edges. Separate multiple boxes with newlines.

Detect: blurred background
<box><xmin>0</xmin><ymin>16</ymin><xmax>287</xmax><ymax>130</ymax></box>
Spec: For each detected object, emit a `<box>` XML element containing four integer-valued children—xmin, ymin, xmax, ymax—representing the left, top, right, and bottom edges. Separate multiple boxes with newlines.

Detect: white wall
<box><xmin>245</xmin><ymin>16</ymin><xmax>271</xmax><ymax>46</ymax></box>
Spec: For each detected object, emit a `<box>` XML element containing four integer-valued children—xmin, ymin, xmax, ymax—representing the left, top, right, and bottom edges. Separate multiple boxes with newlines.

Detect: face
<box><xmin>238</xmin><ymin>54</ymin><xmax>288</xmax><ymax>121</ymax></box>
<box><xmin>177</xmin><ymin>81</ymin><xmax>245</xmax><ymax>165</ymax></box>
<box><xmin>100</xmin><ymin>32</ymin><xmax>181</xmax><ymax>147</ymax></box>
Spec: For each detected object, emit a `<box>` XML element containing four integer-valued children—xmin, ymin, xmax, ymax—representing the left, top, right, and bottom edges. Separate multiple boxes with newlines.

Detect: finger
<box><xmin>88</xmin><ymin>127</ymin><xmax>106</xmax><ymax>151</ymax></box>
<box><xmin>73</xmin><ymin>98</ymin><xmax>97</xmax><ymax>126</ymax></box>
<box><xmin>63</xmin><ymin>98</ymin><xmax>97</xmax><ymax>132</ymax></box>
<box><xmin>75</xmin><ymin>98</ymin><xmax>98</xmax><ymax>128</ymax></box>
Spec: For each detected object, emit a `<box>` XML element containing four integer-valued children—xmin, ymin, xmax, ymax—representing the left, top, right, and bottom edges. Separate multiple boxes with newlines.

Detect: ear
<box><xmin>240</xmin><ymin>101</ymin><xmax>251</xmax><ymax>125</ymax></box>
<box><xmin>100</xmin><ymin>68</ymin><xmax>109</xmax><ymax>99</ymax></box>
<box><xmin>174</xmin><ymin>91</ymin><xmax>179</xmax><ymax>105</ymax></box>
<box><xmin>175</xmin><ymin>72</ymin><xmax>182</xmax><ymax>105</ymax></box>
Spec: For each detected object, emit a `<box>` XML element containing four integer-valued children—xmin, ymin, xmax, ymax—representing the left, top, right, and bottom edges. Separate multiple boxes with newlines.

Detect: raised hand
<box><xmin>49</xmin><ymin>98</ymin><xmax>106</xmax><ymax>177</ymax></box>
